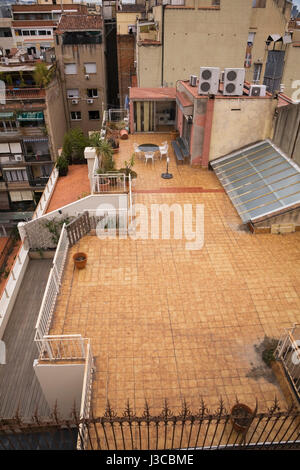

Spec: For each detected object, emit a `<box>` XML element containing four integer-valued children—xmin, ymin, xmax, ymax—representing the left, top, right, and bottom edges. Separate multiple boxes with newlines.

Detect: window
<box><xmin>22</xmin><ymin>30</ymin><xmax>30</xmax><ymax>36</ymax></box>
<box><xmin>38</xmin><ymin>30</ymin><xmax>47</xmax><ymax>36</ymax></box>
<box><xmin>4</xmin><ymin>168</ymin><xmax>28</xmax><ymax>182</ymax></box>
<box><xmin>88</xmin><ymin>110</ymin><xmax>100</xmax><ymax>120</ymax></box>
<box><xmin>67</xmin><ymin>89</ymin><xmax>79</xmax><ymax>99</ymax></box>
<box><xmin>0</xmin><ymin>28</ymin><xmax>12</xmax><ymax>38</ymax></box>
<box><xmin>253</xmin><ymin>63</ymin><xmax>262</xmax><ymax>82</ymax></box>
<box><xmin>87</xmin><ymin>88</ymin><xmax>98</xmax><ymax>98</ymax></box>
<box><xmin>84</xmin><ymin>63</ymin><xmax>97</xmax><ymax>74</ymax></box>
<box><xmin>70</xmin><ymin>111</ymin><xmax>81</xmax><ymax>120</ymax></box>
<box><xmin>212</xmin><ymin>0</ymin><xmax>220</xmax><ymax>5</ymax></box>
<box><xmin>30</xmin><ymin>30</ymin><xmax>37</xmax><ymax>36</ymax></box>
<box><xmin>10</xmin><ymin>190</ymin><xmax>33</xmax><ymax>201</ymax></box>
<box><xmin>64</xmin><ymin>63</ymin><xmax>77</xmax><ymax>75</ymax></box>
<box><xmin>248</xmin><ymin>32</ymin><xmax>256</xmax><ymax>45</ymax></box>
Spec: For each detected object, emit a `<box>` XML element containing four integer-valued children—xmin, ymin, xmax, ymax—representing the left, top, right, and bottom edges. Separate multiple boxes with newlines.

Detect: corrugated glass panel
<box><xmin>211</xmin><ymin>140</ymin><xmax>300</xmax><ymax>223</ymax></box>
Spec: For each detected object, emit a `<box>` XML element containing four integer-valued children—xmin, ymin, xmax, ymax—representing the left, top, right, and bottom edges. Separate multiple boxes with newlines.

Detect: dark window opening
<box><xmin>88</xmin><ymin>110</ymin><xmax>100</xmax><ymax>120</ymax></box>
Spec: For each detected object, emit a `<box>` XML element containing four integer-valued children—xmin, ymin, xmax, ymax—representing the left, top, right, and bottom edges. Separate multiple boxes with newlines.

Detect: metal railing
<box><xmin>32</xmin><ymin>167</ymin><xmax>59</xmax><ymax>219</ymax></box>
<box><xmin>92</xmin><ymin>172</ymin><xmax>130</xmax><ymax>194</ymax></box>
<box><xmin>275</xmin><ymin>324</ymin><xmax>300</xmax><ymax>401</ymax></box>
<box><xmin>77</xmin><ymin>340</ymin><xmax>94</xmax><ymax>450</ymax></box>
<box><xmin>34</xmin><ymin>223</ymin><xmax>69</xmax><ymax>342</ymax></box>
<box><xmin>35</xmin><ymin>334</ymin><xmax>87</xmax><ymax>361</ymax></box>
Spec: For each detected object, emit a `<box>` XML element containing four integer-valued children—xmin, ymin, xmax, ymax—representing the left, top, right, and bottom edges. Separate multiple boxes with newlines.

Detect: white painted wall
<box><xmin>0</xmin><ymin>245</ymin><xmax>29</xmax><ymax>340</ymax></box>
<box><xmin>34</xmin><ymin>362</ymin><xmax>85</xmax><ymax>419</ymax></box>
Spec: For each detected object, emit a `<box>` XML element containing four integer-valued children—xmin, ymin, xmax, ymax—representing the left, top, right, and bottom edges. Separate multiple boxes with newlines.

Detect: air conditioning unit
<box><xmin>198</xmin><ymin>67</ymin><xmax>220</xmax><ymax>95</ymax></box>
<box><xmin>189</xmin><ymin>75</ymin><xmax>197</xmax><ymax>87</ymax></box>
<box><xmin>87</xmin><ymin>98</ymin><xmax>94</xmax><ymax>104</ymax></box>
<box><xmin>223</xmin><ymin>68</ymin><xmax>245</xmax><ymax>96</ymax></box>
<box><xmin>71</xmin><ymin>99</ymin><xmax>79</xmax><ymax>104</ymax></box>
<box><xmin>249</xmin><ymin>84</ymin><xmax>267</xmax><ymax>97</ymax></box>
<box><xmin>85</xmin><ymin>74</ymin><xmax>90</xmax><ymax>80</ymax></box>
<box><xmin>15</xmin><ymin>155</ymin><xmax>22</xmax><ymax>161</ymax></box>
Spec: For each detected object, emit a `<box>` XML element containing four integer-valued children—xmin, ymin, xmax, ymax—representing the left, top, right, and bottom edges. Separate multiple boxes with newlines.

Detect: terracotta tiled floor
<box><xmin>49</xmin><ymin>134</ymin><xmax>300</xmax><ymax>416</ymax></box>
<box><xmin>46</xmin><ymin>164</ymin><xmax>90</xmax><ymax>213</ymax></box>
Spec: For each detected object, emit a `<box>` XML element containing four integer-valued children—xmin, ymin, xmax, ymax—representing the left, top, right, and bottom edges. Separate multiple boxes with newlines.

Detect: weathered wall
<box><xmin>45</xmin><ymin>75</ymin><xmax>68</xmax><ymax>159</ymax></box>
<box><xmin>273</xmin><ymin>102</ymin><xmax>300</xmax><ymax>165</ymax></box>
<box><xmin>281</xmin><ymin>38</ymin><xmax>300</xmax><ymax>100</ymax></box>
<box><xmin>209</xmin><ymin>97</ymin><xmax>277</xmax><ymax>161</ymax></box>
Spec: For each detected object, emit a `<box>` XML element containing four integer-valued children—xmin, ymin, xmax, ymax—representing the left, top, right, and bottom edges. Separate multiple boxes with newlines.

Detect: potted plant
<box><xmin>118</xmin><ymin>154</ymin><xmax>137</xmax><ymax>186</ymax></box>
<box><xmin>56</xmin><ymin>154</ymin><xmax>69</xmax><ymax>176</ymax></box>
<box><xmin>90</xmin><ymin>133</ymin><xmax>116</xmax><ymax>190</ymax></box>
<box><xmin>73</xmin><ymin>252</ymin><xmax>87</xmax><ymax>269</ymax></box>
<box><xmin>230</xmin><ymin>403</ymin><xmax>253</xmax><ymax>433</ymax></box>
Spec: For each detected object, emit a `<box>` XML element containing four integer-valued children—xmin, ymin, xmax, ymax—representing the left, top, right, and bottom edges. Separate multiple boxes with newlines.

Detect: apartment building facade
<box><xmin>54</xmin><ymin>14</ymin><xmax>107</xmax><ymax>136</ymax></box>
<box><xmin>10</xmin><ymin>3</ymin><xmax>88</xmax><ymax>59</ymax></box>
<box><xmin>134</xmin><ymin>0</ymin><xmax>294</xmax><ymax>97</ymax></box>
<box><xmin>0</xmin><ymin>50</ymin><xmax>66</xmax><ymax>214</ymax></box>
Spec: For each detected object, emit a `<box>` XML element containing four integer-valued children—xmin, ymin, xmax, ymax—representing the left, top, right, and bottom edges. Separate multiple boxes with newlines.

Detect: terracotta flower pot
<box><xmin>73</xmin><ymin>252</ymin><xmax>87</xmax><ymax>269</ymax></box>
<box><xmin>120</xmin><ymin>129</ymin><xmax>129</xmax><ymax>140</ymax></box>
<box><xmin>230</xmin><ymin>403</ymin><xmax>253</xmax><ymax>433</ymax></box>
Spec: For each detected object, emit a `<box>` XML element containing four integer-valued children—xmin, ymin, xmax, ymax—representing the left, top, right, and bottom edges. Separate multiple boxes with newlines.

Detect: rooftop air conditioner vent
<box><xmin>249</xmin><ymin>84</ymin><xmax>267</xmax><ymax>97</ymax></box>
<box><xmin>15</xmin><ymin>155</ymin><xmax>22</xmax><ymax>161</ymax></box>
<box><xmin>87</xmin><ymin>98</ymin><xmax>94</xmax><ymax>104</ymax></box>
<box><xmin>189</xmin><ymin>75</ymin><xmax>197</xmax><ymax>87</ymax></box>
<box><xmin>71</xmin><ymin>99</ymin><xmax>79</xmax><ymax>104</ymax></box>
<box><xmin>223</xmin><ymin>68</ymin><xmax>245</xmax><ymax>96</ymax></box>
<box><xmin>198</xmin><ymin>67</ymin><xmax>220</xmax><ymax>95</ymax></box>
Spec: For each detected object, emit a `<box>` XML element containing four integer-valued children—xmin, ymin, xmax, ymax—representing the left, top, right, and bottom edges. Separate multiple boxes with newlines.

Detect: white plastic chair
<box><xmin>144</xmin><ymin>151</ymin><xmax>155</xmax><ymax>165</ymax></box>
<box><xmin>159</xmin><ymin>142</ymin><xmax>168</xmax><ymax>160</ymax></box>
<box><xmin>133</xmin><ymin>143</ymin><xmax>143</xmax><ymax>160</ymax></box>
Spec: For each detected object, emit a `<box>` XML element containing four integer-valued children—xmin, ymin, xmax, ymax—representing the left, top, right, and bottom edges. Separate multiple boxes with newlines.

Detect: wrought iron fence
<box><xmin>1</xmin><ymin>399</ymin><xmax>299</xmax><ymax>450</ymax></box>
<box><xmin>275</xmin><ymin>324</ymin><xmax>300</xmax><ymax>401</ymax></box>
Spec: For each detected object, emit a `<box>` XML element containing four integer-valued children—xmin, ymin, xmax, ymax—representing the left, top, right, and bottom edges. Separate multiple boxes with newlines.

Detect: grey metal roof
<box><xmin>211</xmin><ymin>140</ymin><xmax>300</xmax><ymax>224</ymax></box>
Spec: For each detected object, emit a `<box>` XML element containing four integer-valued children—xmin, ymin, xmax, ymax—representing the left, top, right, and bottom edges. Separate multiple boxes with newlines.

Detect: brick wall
<box><xmin>117</xmin><ymin>34</ymin><xmax>135</xmax><ymax>108</ymax></box>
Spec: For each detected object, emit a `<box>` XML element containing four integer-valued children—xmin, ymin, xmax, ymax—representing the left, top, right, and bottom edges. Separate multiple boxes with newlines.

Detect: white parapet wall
<box><xmin>33</xmin><ymin>361</ymin><xmax>85</xmax><ymax>419</ymax></box>
<box><xmin>0</xmin><ymin>244</ymin><xmax>29</xmax><ymax>340</ymax></box>
<box><xmin>23</xmin><ymin>194</ymin><xmax>128</xmax><ymax>250</ymax></box>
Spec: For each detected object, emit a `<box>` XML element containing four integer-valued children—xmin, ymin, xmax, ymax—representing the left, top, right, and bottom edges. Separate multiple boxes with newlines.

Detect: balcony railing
<box><xmin>29</xmin><ymin>176</ymin><xmax>49</xmax><ymax>187</ymax></box>
<box><xmin>275</xmin><ymin>324</ymin><xmax>300</xmax><ymax>401</ymax></box>
<box><xmin>25</xmin><ymin>154</ymin><xmax>51</xmax><ymax>162</ymax></box>
<box><xmin>5</xmin><ymin>88</ymin><xmax>46</xmax><ymax>100</ymax></box>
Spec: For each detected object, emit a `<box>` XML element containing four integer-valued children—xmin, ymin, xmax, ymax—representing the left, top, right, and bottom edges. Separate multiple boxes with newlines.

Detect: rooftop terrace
<box><xmin>45</xmin><ymin>133</ymin><xmax>300</xmax><ymax>417</ymax></box>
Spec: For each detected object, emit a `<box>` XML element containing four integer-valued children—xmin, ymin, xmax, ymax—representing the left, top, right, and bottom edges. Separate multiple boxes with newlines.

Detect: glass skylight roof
<box><xmin>211</xmin><ymin>140</ymin><xmax>300</xmax><ymax>223</ymax></box>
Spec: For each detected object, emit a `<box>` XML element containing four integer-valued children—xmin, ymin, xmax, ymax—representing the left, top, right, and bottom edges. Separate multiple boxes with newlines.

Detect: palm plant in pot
<box><xmin>89</xmin><ymin>133</ymin><xmax>115</xmax><ymax>190</ymax></box>
<box><xmin>56</xmin><ymin>154</ymin><xmax>69</xmax><ymax>176</ymax></box>
<box><xmin>118</xmin><ymin>154</ymin><xmax>137</xmax><ymax>187</ymax></box>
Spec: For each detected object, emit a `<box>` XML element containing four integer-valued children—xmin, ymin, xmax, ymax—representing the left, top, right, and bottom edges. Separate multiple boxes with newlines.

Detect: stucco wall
<box><xmin>209</xmin><ymin>97</ymin><xmax>276</xmax><ymax>161</ymax></box>
<box><xmin>281</xmin><ymin>42</ymin><xmax>300</xmax><ymax>100</ymax></box>
<box><xmin>116</xmin><ymin>12</ymin><xmax>142</xmax><ymax>35</ymax></box>
<box><xmin>45</xmin><ymin>75</ymin><xmax>68</xmax><ymax>159</ymax></box>
<box><xmin>137</xmin><ymin>45</ymin><xmax>162</xmax><ymax>87</ymax></box>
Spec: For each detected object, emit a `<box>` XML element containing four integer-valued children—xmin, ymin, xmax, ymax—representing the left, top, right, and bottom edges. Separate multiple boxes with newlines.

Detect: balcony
<box><xmin>24</xmin><ymin>153</ymin><xmax>51</xmax><ymax>163</ymax></box>
<box><xmin>5</xmin><ymin>88</ymin><xmax>46</xmax><ymax>101</ymax></box>
<box><xmin>29</xmin><ymin>176</ymin><xmax>49</xmax><ymax>187</ymax></box>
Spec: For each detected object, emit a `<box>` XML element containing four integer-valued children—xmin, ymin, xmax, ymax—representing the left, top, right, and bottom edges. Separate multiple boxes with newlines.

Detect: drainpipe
<box><xmin>161</xmin><ymin>5</ymin><xmax>165</xmax><ymax>87</ymax></box>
